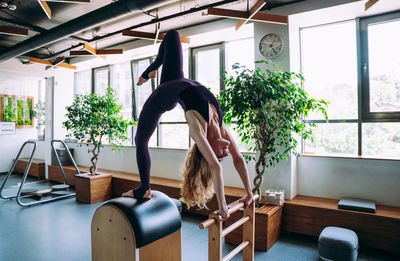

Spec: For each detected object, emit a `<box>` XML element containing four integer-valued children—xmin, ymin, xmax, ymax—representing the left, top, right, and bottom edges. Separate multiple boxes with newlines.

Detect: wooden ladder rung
<box><xmin>222</xmin><ymin>216</ymin><xmax>250</xmax><ymax>237</ymax></box>
<box><xmin>222</xmin><ymin>241</ymin><xmax>249</xmax><ymax>261</ymax></box>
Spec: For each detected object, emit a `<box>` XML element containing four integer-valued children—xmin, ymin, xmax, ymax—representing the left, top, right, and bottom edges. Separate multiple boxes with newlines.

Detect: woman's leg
<box><xmin>140</xmin><ymin>29</ymin><xmax>184</xmax><ymax>83</ymax></box>
<box><xmin>132</xmin><ymin>98</ymin><xmax>163</xmax><ymax>198</ymax></box>
<box><xmin>160</xmin><ymin>29</ymin><xmax>184</xmax><ymax>83</ymax></box>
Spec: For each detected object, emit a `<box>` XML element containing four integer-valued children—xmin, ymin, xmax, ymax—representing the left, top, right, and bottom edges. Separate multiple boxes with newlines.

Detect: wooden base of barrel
<box><xmin>91</xmin><ymin>204</ymin><xmax>181</xmax><ymax>261</ymax></box>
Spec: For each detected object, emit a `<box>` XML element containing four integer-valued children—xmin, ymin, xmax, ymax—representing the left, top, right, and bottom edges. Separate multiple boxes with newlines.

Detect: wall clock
<box><xmin>259</xmin><ymin>33</ymin><xmax>284</xmax><ymax>59</ymax></box>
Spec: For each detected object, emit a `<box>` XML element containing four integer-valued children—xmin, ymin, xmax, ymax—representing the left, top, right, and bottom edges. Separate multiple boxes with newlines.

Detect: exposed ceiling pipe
<box><xmin>0</xmin><ymin>0</ymin><xmax>176</xmax><ymax>63</ymax></box>
<box><xmin>46</xmin><ymin>0</ymin><xmax>239</xmax><ymax>59</ymax></box>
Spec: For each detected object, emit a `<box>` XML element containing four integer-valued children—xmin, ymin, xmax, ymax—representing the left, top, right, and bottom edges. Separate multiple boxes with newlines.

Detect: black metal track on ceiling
<box><xmin>46</xmin><ymin>0</ymin><xmax>240</xmax><ymax>59</ymax></box>
<box><xmin>0</xmin><ymin>0</ymin><xmax>175</xmax><ymax>62</ymax></box>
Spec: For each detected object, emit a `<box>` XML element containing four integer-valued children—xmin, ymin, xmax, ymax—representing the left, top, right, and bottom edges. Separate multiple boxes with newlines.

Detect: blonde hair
<box><xmin>181</xmin><ymin>144</ymin><xmax>214</xmax><ymax>209</ymax></box>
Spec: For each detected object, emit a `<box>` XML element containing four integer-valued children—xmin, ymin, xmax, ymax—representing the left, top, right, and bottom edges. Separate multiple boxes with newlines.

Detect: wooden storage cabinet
<box><xmin>14</xmin><ymin>158</ymin><xmax>45</xmax><ymax>178</ymax></box>
<box><xmin>225</xmin><ymin>204</ymin><xmax>283</xmax><ymax>251</ymax></box>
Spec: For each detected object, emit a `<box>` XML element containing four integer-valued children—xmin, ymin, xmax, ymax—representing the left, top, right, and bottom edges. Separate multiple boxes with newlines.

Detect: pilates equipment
<box><xmin>91</xmin><ymin>191</ymin><xmax>182</xmax><ymax>261</ymax></box>
<box><xmin>0</xmin><ymin>140</ymin><xmax>79</xmax><ymax>206</ymax></box>
<box><xmin>199</xmin><ymin>194</ymin><xmax>259</xmax><ymax>261</ymax></box>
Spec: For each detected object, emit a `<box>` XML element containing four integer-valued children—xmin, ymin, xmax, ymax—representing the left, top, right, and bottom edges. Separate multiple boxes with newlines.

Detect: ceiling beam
<box><xmin>206</xmin><ymin>7</ymin><xmax>288</xmax><ymax>25</ymax></box>
<box><xmin>69</xmin><ymin>44</ymin><xmax>123</xmax><ymax>59</ymax></box>
<box><xmin>70</xmin><ymin>49</ymin><xmax>123</xmax><ymax>56</ymax></box>
<box><xmin>235</xmin><ymin>0</ymin><xmax>266</xmax><ymax>31</ymax></box>
<box><xmin>56</xmin><ymin>63</ymin><xmax>77</xmax><ymax>69</ymax></box>
<box><xmin>83</xmin><ymin>43</ymin><xmax>96</xmax><ymax>55</ymax></box>
<box><xmin>0</xmin><ymin>26</ymin><xmax>28</xmax><ymax>36</ymax></box>
<box><xmin>45</xmin><ymin>0</ymin><xmax>90</xmax><ymax>3</ymax></box>
<box><xmin>122</xmin><ymin>30</ymin><xmax>190</xmax><ymax>43</ymax></box>
<box><xmin>46</xmin><ymin>56</ymin><xmax>64</xmax><ymax>70</ymax></box>
<box><xmin>38</xmin><ymin>1</ymin><xmax>52</xmax><ymax>19</ymax></box>
<box><xmin>365</xmin><ymin>0</ymin><xmax>379</xmax><ymax>11</ymax></box>
<box><xmin>29</xmin><ymin>56</ymin><xmax>76</xmax><ymax>69</ymax></box>
<box><xmin>30</xmin><ymin>57</ymin><xmax>52</xmax><ymax>66</ymax></box>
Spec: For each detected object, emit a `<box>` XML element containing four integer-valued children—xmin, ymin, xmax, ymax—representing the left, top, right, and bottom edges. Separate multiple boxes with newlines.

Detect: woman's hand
<box><xmin>137</xmin><ymin>71</ymin><xmax>157</xmax><ymax>86</ymax></box>
<box><xmin>239</xmin><ymin>192</ymin><xmax>254</xmax><ymax>208</ymax></box>
<box><xmin>219</xmin><ymin>205</ymin><xmax>230</xmax><ymax>222</ymax></box>
<box><xmin>137</xmin><ymin>76</ymin><xmax>148</xmax><ymax>86</ymax></box>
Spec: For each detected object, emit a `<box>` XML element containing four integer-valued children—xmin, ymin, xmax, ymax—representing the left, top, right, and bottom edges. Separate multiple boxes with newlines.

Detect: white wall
<box><xmin>298</xmin><ymin>156</ymin><xmax>400</xmax><ymax>206</ymax></box>
<box><xmin>289</xmin><ymin>0</ymin><xmax>400</xmax><ymax>206</ymax></box>
<box><xmin>0</xmin><ymin>59</ymin><xmax>73</xmax><ymax>175</ymax></box>
<box><xmin>0</xmin><ymin>69</ymin><xmax>42</xmax><ymax>172</ymax></box>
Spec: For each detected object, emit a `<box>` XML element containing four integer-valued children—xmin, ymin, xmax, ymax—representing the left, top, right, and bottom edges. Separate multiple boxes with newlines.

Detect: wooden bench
<box><xmin>283</xmin><ymin>195</ymin><xmax>400</xmax><ymax>254</ymax></box>
<box><xmin>14</xmin><ymin>158</ymin><xmax>45</xmax><ymax>178</ymax></box>
<box><xmin>47</xmin><ymin>165</ymin><xmax>246</xmax><ymax>215</ymax></box>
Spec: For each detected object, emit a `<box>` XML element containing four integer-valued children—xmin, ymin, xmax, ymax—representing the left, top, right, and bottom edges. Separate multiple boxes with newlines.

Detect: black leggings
<box><xmin>133</xmin><ymin>30</ymin><xmax>184</xmax><ymax>198</ymax></box>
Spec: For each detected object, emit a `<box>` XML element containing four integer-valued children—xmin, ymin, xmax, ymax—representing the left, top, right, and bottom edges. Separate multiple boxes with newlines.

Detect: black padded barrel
<box><xmin>101</xmin><ymin>191</ymin><xmax>181</xmax><ymax>248</ymax></box>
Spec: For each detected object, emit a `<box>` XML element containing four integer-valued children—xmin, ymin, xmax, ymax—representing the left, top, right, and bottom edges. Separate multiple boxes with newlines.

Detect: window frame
<box><xmin>300</xmin><ymin>10</ymin><xmax>400</xmax><ymax>157</ymax></box>
<box><xmin>92</xmin><ymin>65</ymin><xmax>111</xmax><ymax>94</ymax></box>
<box><xmin>359</xmin><ymin>11</ymin><xmax>400</xmax><ymax>122</ymax></box>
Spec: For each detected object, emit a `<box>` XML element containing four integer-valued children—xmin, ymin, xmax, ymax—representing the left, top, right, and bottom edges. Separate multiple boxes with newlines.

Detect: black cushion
<box><xmin>338</xmin><ymin>197</ymin><xmax>376</xmax><ymax>213</ymax></box>
<box><xmin>102</xmin><ymin>191</ymin><xmax>181</xmax><ymax>248</ymax></box>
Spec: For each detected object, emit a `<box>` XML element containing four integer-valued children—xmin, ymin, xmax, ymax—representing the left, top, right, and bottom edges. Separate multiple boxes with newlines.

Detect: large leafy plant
<box><xmin>63</xmin><ymin>87</ymin><xmax>136</xmax><ymax>175</ymax></box>
<box><xmin>219</xmin><ymin>61</ymin><xmax>328</xmax><ymax>196</ymax></box>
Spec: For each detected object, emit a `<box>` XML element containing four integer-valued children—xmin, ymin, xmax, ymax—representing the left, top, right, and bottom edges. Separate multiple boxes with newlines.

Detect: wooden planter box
<box><xmin>225</xmin><ymin>203</ymin><xmax>283</xmax><ymax>251</ymax></box>
<box><xmin>75</xmin><ymin>173</ymin><xmax>112</xmax><ymax>204</ymax></box>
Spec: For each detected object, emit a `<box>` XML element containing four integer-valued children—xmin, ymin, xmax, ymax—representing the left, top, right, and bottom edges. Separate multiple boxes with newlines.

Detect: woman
<box><xmin>122</xmin><ymin>29</ymin><xmax>253</xmax><ymax>221</ymax></box>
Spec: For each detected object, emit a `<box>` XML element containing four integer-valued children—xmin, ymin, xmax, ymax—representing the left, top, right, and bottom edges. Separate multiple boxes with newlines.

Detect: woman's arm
<box><xmin>186</xmin><ymin>111</ymin><xmax>230</xmax><ymax>221</ymax></box>
<box><xmin>221</xmin><ymin>125</ymin><xmax>254</xmax><ymax>207</ymax></box>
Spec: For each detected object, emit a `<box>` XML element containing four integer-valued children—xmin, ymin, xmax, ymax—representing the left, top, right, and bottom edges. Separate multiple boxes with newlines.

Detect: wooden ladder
<box><xmin>199</xmin><ymin>194</ymin><xmax>259</xmax><ymax>261</ymax></box>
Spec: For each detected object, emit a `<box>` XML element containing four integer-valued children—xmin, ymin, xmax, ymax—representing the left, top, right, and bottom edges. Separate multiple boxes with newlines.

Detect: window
<box><xmin>191</xmin><ymin>43</ymin><xmax>225</xmax><ymax>95</ymax></box>
<box><xmin>93</xmin><ymin>66</ymin><xmax>110</xmax><ymax>95</ymax></box>
<box><xmin>74</xmin><ymin>70</ymin><xmax>91</xmax><ymax>95</ymax></box>
<box><xmin>132</xmin><ymin>58</ymin><xmax>157</xmax><ymax>147</ymax></box>
<box><xmin>301</xmin><ymin>11</ymin><xmax>400</xmax><ymax>158</ymax></box>
<box><xmin>360</xmin><ymin>12</ymin><xmax>400</xmax><ymax>119</ymax></box>
<box><xmin>111</xmin><ymin>62</ymin><xmax>134</xmax><ymax>145</ymax></box>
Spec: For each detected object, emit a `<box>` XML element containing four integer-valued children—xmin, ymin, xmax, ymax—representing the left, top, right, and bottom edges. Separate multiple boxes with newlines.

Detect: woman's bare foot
<box><xmin>121</xmin><ymin>189</ymin><xmax>152</xmax><ymax>199</ymax></box>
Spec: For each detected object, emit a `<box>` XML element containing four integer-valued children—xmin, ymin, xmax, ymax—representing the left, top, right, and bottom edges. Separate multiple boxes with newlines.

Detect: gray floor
<box><xmin>0</xmin><ymin>174</ymin><xmax>398</xmax><ymax>261</ymax></box>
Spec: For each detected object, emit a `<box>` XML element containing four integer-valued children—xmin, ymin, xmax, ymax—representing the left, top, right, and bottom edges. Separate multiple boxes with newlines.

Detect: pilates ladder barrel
<box><xmin>199</xmin><ymin>194</ymin><xmax>259</xmax><ymax>261</ymax></box>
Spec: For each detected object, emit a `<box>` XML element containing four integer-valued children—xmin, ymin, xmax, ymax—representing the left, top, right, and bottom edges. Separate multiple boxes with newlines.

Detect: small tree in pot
<box><xmin>63</xmin><ymin>87</ymin><xmax>136</xmax><ymax>175</ymax></box>
<box><xmin>219</xmin><ymin>61</ymin><xmax>328</xmax><ymax>198</ymax></box>
<box><xmin>63</xmin><ymin>87</ymin><xmax>135</xmax><ymax>203</ymax></box>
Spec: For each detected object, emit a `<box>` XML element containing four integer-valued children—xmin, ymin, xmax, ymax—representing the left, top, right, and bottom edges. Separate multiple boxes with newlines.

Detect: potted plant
<box><xmin>219</xmin><ymin>61</ymin><xmax>328</xmax><ymax>199</ymax></box>
<box><xmin>63</xmin><ymin>87</ymin><xmax>135</xmax><ymax>203</ymax></box>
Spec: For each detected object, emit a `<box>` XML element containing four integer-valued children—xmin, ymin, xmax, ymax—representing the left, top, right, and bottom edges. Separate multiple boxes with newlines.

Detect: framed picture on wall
<box><xmin>0</xmin><ymin>95</ymin><xmax>34</xmax><ymax>128</ymax></box>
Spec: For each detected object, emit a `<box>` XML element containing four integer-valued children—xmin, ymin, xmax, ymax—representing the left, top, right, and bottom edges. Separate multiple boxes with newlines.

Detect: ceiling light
<box><xmin>0</xmin><ymin>2</ymin><xmax>8</xmax><ymax>8</ymax></box>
